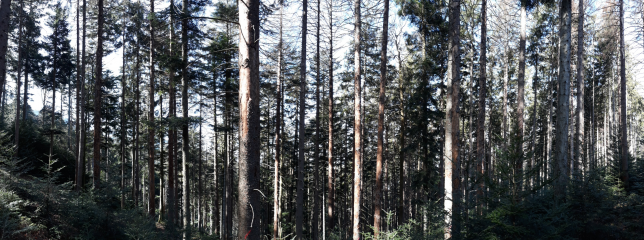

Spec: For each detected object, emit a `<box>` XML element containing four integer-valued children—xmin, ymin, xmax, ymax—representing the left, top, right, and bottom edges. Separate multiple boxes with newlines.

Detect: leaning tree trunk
<box><xmin>444</xmin><ymin>0</ymin><xmax>461</xmax><ymax>238</ymax></box>
<box><xmin>236</xmin><ymin>0</ymin><xmax>261</xmax><ymax>238</ymax></box>
<box><xmin>374</xmin><ymin>0</ymin><xmax>388</xmax><ymax>236</ymax></box>
<box><xmin>296</xmin><ymin>0</ymin><xmax>307</xmax><ymax>238</ymax></box>
<box><xmin>555</xmin><ymin>0</ymin><xmax>572</xmax><ymax>199</ymax></box>
<box><xmin>352</xmin><ymin>0</ymin><xmax>362</xmax><ymax>239</ymax></box>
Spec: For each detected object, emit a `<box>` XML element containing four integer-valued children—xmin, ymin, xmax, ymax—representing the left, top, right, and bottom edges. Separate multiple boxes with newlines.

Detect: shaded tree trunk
<box><xmin>148</xmin><ymin>0</ymin><xmax>156</xmax><ymax>216</ymax></box>
<box><xmin>575</xmin><ymin>0</ymin><xmax>584</xmax><ymax>178</ymax></box>
<box><xmin>76</xmin><ymin>0</ymin><xmax>87</xmax><ymax>191</ymax></box>
<box><xmin>476</xmin><ymin>0</ymin><xmax>486</xmax><ymax>215</ymax></box>
<box><xmin>181</xmin><ymin>0</ymin><xmax>190</xmax><ymax>236</ymax></box>
<box><xmin>555</xmin><ymin>0</ymin><xmax>572</xmax><ymax>198</ymax></box>
<box><xmin>326</xmin><ymin>0</ymin><xmax>335</xmax><ymax>233</ymax></box>
<box><xmin>619</xmin><ymin>0</ymin><xmax>628</xmax><ymax>189</ymax></box>
<box><xmin>297</xmin><ymin>0</ymin><xmax>307</xmax><ymax>238</ymax></box>
<box><xmin>93</xmin><ymin>0</ymin><xmax>104</xmax><ymax>187</ymax></box>
<box><xmin>273</xmin><ymin>2</ymin><xmax>283</xmax><ymax>239</ymax></box>
<box><xmin>0</xmin><ymin>0</ymin><xmax>12</xmax><ymax>101</ymax></box>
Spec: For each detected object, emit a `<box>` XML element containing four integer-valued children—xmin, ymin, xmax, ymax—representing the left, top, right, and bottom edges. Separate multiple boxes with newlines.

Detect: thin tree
<box><xmin>374</xmin><ymin>0</ymin><xmax>388</xmax><ymax>236</ymax></box>
<box><xmin>148</xmin><ymin>0</ymin><xmax>156</xmax><ymax>216</ymax></box>
<box><xmin>352</xmin><ymin>0</ymin><xmax>362</xmax><ymax>239</ymax></box>
<box><xmin>476</xmin><ymin>0</ymin><xmax>487</xmax><ymax>215</ymax></box>
<box><xmin>236</xmin><ymin>0</ymin><xmax>261</xmax><ymax>238</ymax></box>
<box><xmin>326</xmin><ymin>0</ymin><xmax>335</xmax><ymax>234</ymax></box>
<box><xmin>516</xmin><ymin>0</ymin><xmax>527</xmax><ymax>194</ymax></box>
<box><xmin>313</xmin><ymin>0</ymin><xmax>321</xmax><ymax>237</ymax></box>
<box><xmin>14</xmin><ymin>0</ymin><xmax>24</xmax><ymax>152</ymax></box>
<box><xmin>93</xmin><ymin>0</ymin><xmax>105</xmax><ymax>187</ymax></box>
<box><xmin>167</xmin><ymin>0</ymin><xmax>176</xmax><ymax>228</ymax></box>
<box><xmin>554</xmin><ymin>0</ymin><xmax>572</xmax><ymax>198</ymax></box>
<box><xmin>181</xmin><ymin>0</ymin><xmax>190</xmax><ymax>235</ymax></box>
<box><xmin>444</xmin><ymin>0</ymin><xmax>461</xmax><ymax>238</ymax></box>
<box><xmin>273</xmin><ymin>1</ymin><xmax>283</xmax><ymax>239</ymax></box>
<box><xmin>76</xmin><ymin>0</ymin><xmax>87</xmax><ymax>191</ymax></box>
<box><xmin>619</xmin><ymin>0</ymin><xmax>628</xmax><ymax>188</ymax></box>
<box><xmin>297</xmin><ymin>0</ymin><xmax>308</xmax><ymax>238</ymax></box>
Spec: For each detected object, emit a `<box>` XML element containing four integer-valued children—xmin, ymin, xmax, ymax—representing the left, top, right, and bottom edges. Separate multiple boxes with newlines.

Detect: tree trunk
<box><xmin>313</xmin><ymin>0</ymin><xmax>321</xmax><ymax>238</ymax></box>
<box><xmin>352</xmin><ymin>0</ymin><xmax>362</xmax><ymax>239</ymax></box>
<box><xmin>555</xmin><ymin>0</ymin><xmax>572</xmax><ymax>199</ymax></box>
<box><xmin>167</xmin><ymin>0</ymin><xmax>176</xmax><ymax>229</ymax></box>
<box><xmin>516</xmin><ymin>4</ymin><xmax>526</xmax><ymax>197</ymax></box>
<box><xmin>575</xmin><ymin>0</ymin><xmax>584</xmax><ymax>178</ymax></box>
<box><xmin>120</xmin><ymin>21</ymin><xmax>127</xmax><ymax>208</ymax></box>
<box><xmin>181</xmin><ymin>0</ymin><xmax>190</xmax><ymax>236</ymax></box>
<box><xmin>444</xmin><ymin>0</ymin><xmax>461</xmax><ymax>238</ymax></box>
<box><xmin>374</xmin><ymin>0</ymin><xmax>388</xmax><ymax>236</ymax></box>
<box><xmin>76</xmin><ymin>0</ymin><xmax>86</xmax><ymax>190</ymax></box>
<box><xmin>327</xmin><ymin>0</ymin><xmax>335</xmax><ymax>233</ymax></box>
<box><xmin>0</xmin><ymin>0</ymin><xmax>12</xmax><ymax>101</ymax></box>
<box><xmin>76</xmin><ymin>0</ymin><xmax>81</xmax><ymax>189</ymax></box>
<box><xmin>148</xmin><ymin>0</ymin><xmax>156</xmax><ymax>216</ymax></box>
<box><xmin>296</xmin><ymin>0</ymin><xmax>307</xmax><ymax>238</ymax></box>
<box><xmin>476</xmin><ymin>0</ymin><xmax>486</xmax><ymax>215</ymax></box>
<box><xmin>273</xmin><ymin>2</ymin><xmax>283</xmax><ymax>239</ymax></box>
<box><xmin>619</xmin><ymin>0</ymin><xmax>628</xmax><ymax>189</ymax></box>
<box><xmin>14</xmin><ymin>0</ymin><xmax>24</xmax><ymax>154</ymax></box>
<box><xmin>93</xmin><ymin>0</ymin><xmax>104</xmax><ymax>187</ymax></box>
<box><xmin>236</xmin><ymin>0</ymin><xmax>261</xmax><ymax>238</ymax></box>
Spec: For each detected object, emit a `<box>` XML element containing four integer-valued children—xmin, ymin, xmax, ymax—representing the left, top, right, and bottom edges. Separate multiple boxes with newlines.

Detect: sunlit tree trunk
<box><xmin>273</xmin><ymin>1</ymin><xmax>283</xmax><ymax>239</ymax></box>
<box><xmin>444</xmin><ymin>0</ymin><xmax>461</xmax><ymax>238</ymax></box>
<box><xmin>374</xmin><ymin>0</ymin><xmax>388</xmax><ymax>236</ymax></box>
<box><xmin>574</xmin><ymin>0</ymin><xmax>584</xmax><ymax>178</ymax></box>
<box><xmin>352</xmin><ymin>0</ymin><xmax>362</xmax><ymax>239</ymax></box>
<box><xmin>236</xmin><ymin>0</ymin><xmax>261</xmax><ymax>238</ymax></box>
<box><xmin>326</xmin><ymin>0</ymin><xmax>335</xmax><ymax>233</ymax></box>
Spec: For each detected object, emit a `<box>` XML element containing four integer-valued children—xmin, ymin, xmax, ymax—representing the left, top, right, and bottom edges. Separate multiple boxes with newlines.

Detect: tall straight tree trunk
<box><xmin>397</xmin><ymin>43</ymin><xmax>405</xmax><ymax>227</ymax></box>
<box><xmin>181</xmin><ymin>0</ymin><xmax>190</xmax><ymax>236</ymax></box>
<box><xmin>148</xmin><ymin>0</ymin><xmax>156</xmax><ymax>216</ymax></box>
<box><xmin>374</xmin><ymin>0</ymin><xmax>388</xmax><ymax>236</ymax></box>
<box><xmin>236</xmin><ymin>0</ymin><xmax>261</xmax><ymax>238</ymax></box>
<box><xmin>327</xmin><ymin>0</ymin><xmax>335</xmax><ymax>233</ymax></box>
<box><xmin>93</xmin><ymin>0</ymin><xmax>104</xmax><ymax>187</ymax></box>
<box><xmin>516</xmin><ymin>4</ymin><xmax>526</xmax><ymax>196</ymax></box>
<box><xmin>352</xmin><ymin>0</ymin><xmax>362</xmax><ymax>239</ymax></box>
<box><xmin>159</xmin><ymin>95</ymin><xmax>164</xmax><ymax>219</ymax></box>
<box><xmin>312</xmin><ymin>0</ymin><xmax>321</xmax><ymax>238</ymax></box>
<box><xmin>273</xmin><ymin>1</ymin><xmax>283</xmax><ymax>239</ymax></box>
<box><xmin>76</xmin><ymin>0</ymin><xmax>81</xmax><ymax>187</ymax></box>
<box><xmin>555</xmin><ymin>0</ymin><xmax>572</xmax><ymax>199</ymax></box>
<box><xmin>134</xmin><ymin>56</ymin><xmax>141</xmax><ymax>206</ymax></box>
<box><xmin>575</xmin><ymin>0</ymin><xmax>584</xmax><ymax>178</ymax></box>
<box><xmin>502</xmin><ymin>52</ymin><xmax>508</xmax><ymax>150</ymax></box>
<box><xmin>619</xmin><ymin>0</ymin><xmax>628</xmax><ymax>189</ymax></box>
<box><xmin>0</xmin><ymin>0</ymin><xmax>12</xmax><ymax>101</ymax></box>
<box><xmin>296</xmin><ymin>0</ymin><xmax>307</xmax><ymax>238</ymax></box>
<box><xmin>476</xmin><ymin>0</ymin><xmax>486</xmax><ymax>215</ymax></box>
<box><xmin>14</xmin><ymin>0</ymin><xmax>23</xmax><ymax>153</ymax></box>
<box><xmin>120</xmin><ymin>24</ymin><xmax>127</xmax><ymax>208</ymax></box>
<box><xmin>76</xmin><ymin>0</ymin><xmax>87</xmax><ymax>191</ymax></box>
<box><xmin>444</xmin><ymin>0</ymin><xmax>461</xmax><ymax>238</ymax></box>
<box><xmin>167</xmin><ymin>0</ymin><xmax>176</xmax><ymax>228</ymax></box>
